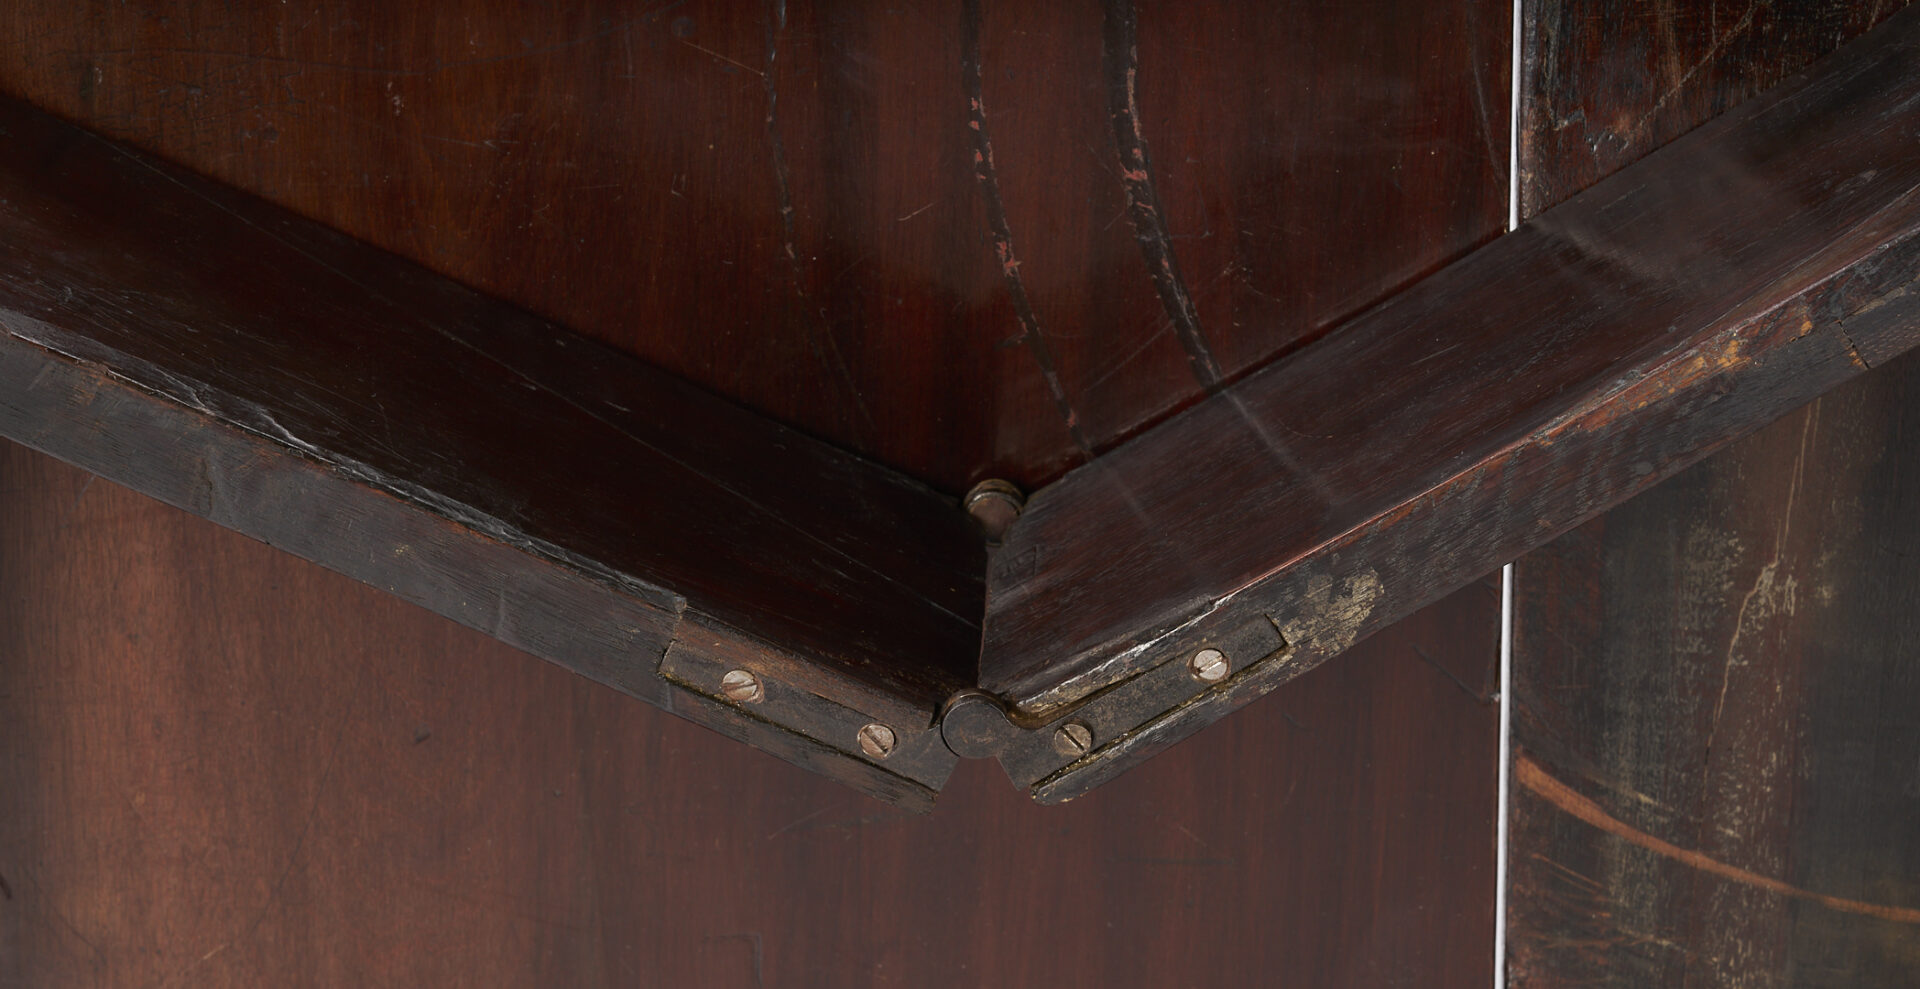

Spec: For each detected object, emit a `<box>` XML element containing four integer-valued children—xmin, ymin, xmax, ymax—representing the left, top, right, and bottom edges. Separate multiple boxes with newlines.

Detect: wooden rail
<box><xmin>4</xmin><ymin>3</ymin><xmax>1920</xmax><ymax>806</ymax></box>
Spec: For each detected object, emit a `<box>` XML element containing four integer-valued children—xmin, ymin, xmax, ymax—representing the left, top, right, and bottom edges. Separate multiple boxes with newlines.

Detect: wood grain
<box><xmin>0</xmin><ymin>0</ymin><xmax>1517</xmax><ymax>804</ymax></box>
<box><xmin>1506</xmin><ymin>2</ymin><xmax>1920</xmax><ymax>985</ymax></box>
<box><xmin>0</xmin><ymin>91</ymin><xmax>982</xmax><ymax>803</ymax></box>
<box><xmin>0</xmin><ymin>439</ymin><xmax>1498</xmax><ymax>987</ymax></box>
<box><xmin>1509</xmin><ymin>349</ymin><xmax>1920</xmax><ymax>987</ymax></box>
<box><xmin>979</xmin><ymin>6</ymin><xmax>1920</xmax><ymax>798</ymax></box>
<box><xmin>1520</xmin><ymin>0</ymin><xmax>1907</xmax><ymax>217</ymax></box>
<box><xmin>0</xmin><ymin>0</ymin><xmax>1507</xmax><ymax>491</ymax></box>
<box><xmin>0</xmin><ymin>0</ymin><xmax>1509</xmax><ymax>980</ymax></box>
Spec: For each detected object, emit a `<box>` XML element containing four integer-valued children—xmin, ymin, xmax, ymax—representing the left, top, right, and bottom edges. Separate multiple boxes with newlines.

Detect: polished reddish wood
<box><xmin>0</xmin><ymin>0</ymin><xmax>1518</xmax><ymax>804</ymax></box>
<box><xmin>0</xmin><ymin>92</ymin><xmax>980</xmax><ymax>804</ymax></box>
<box><xmin>0</xmin><ymin>0</ymin><xmax>1509</xmax><ymax>981</ymax></box>
<box><xmin>0</xmin><ymin>0</ymin><xmax>1507</xmax><ymax>491</ymax></box>
<box><xmin>9</xmin><ymin>0</ymin><xmax>1920</xmax><ymax>811</ymax></box>
<box><xmin>980</xmin><ymin>5</ymin><xmax>1920</xmax><ymax>799</ymax></box>
<box><xmin>0</xmin><ymin>440</ymin><xmax>1497</xmax><ymax>987</ymax></box>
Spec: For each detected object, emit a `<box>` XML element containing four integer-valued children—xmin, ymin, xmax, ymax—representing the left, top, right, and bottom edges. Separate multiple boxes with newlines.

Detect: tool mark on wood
<box><xmin>1412</xmin><ymin>644</ymin><xmax>1489</xmax><ymax>703</ymax></box>
<box><xmin>960</xmin><ymin>0</ymin><xmax>1091</xmax><ymax>454</ymax></box>
<box><xmin>1101</xmin><ymin>0</ymin><xmax>1223</xmax><ymax>391</ymax></box>
<box><xmin>1517</xmin><ymin>752</ymin><xmax>1920</xmax><ymax>924</ymax></box>
<box><xmin>1464</xmin><ymin>18</ymin><xmax>1508</xmax><ymax>185</ymax></box>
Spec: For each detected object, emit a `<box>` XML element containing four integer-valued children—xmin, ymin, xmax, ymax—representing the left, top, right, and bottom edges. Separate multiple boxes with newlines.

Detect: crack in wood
<box><xmin>1100</xmin><ymin>0</ymin><xmax>1224</xmax><ymax>391</ymax></box>
<box><xmin>960</xmin><ymin>0</ymin><xmax>1091</xmax><ymax>456</ymax></box>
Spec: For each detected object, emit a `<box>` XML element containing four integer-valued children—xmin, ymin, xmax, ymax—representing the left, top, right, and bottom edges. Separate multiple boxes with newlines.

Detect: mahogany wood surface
<box><xmin>0</xmin><ymin>0</ymin><xmax>1508</xmax><ymax>493</ymax></box>
<box><xmin>0</xmin><ymin>0</ymin><xmax>1504</xmax><ymax>984</ymax></box>
<box><xmin>0</xmin><ymin>92</ymin><xmax>982</xmax><ymax>803</ymax></box>
<box><xmin>0</xmin><ymin>0</ymin><xmax>1519</xmax><ymax>806</ymax></box>
<box><xmin>980</xmin><ymin>4</ymin><xmax>1920</xmax><ymax>799</ymax></box>
<box><xmin>1506</xmin><ymin>1</ymin><xmax>1920</xmax><ymax>985</ymax></box>
<box><xmin>0</xmin><ymin>440</ymin><xmax>1497</xmax><ymax>987</ymax></box>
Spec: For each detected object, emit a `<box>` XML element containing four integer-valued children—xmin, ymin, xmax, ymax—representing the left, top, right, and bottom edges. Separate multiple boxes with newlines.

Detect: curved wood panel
<box><xmin>0</xmin><ymin>0</ymin><xmax>1507</xmax><ymax>491</ymax></box>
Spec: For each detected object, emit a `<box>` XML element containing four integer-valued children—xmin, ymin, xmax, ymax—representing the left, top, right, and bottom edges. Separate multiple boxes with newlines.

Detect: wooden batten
<box><xmin>0</xmin><ymin>96</ymin><xmax>982</xmax><ymax>808</ymax></box>
<box><xmin>4</xmin><ymin>5</ymin><xmax>1920</xmax><ymax>806</ymax></box>
<box><xmin>979</xmin><ymin>3</ymin><xmax>1920</xmax><ymax>800</ymax></box>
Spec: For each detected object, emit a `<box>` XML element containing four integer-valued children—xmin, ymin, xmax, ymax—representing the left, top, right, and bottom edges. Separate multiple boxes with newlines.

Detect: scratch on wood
<box><xmin>66</xmin><ymin>474</ymin><xmax>94</xmax><ymax>515</ymax></box>
<box><xmin>154</xmin><ymin>942</ymin><xmax>231</xmax><ymax>989</ymax></box>
<box><xmin>1626</xmin><ymin>2</ymin><xmax>1761</xmax><ymax>147</ymax></box>
<box><xmin>1526</xmin><ymin>851</ymin><xmax>1607</xmax><ymax>893</ymax></box>
<box><xmin>1518</xmin><ymin>752</ymin><xmax>1920</xmax><ymax>924</ymax></box>
<box><xmin>1412</xmin><ymin>644</ymin><xmax>1488</xmax><ymax>703</ymax></box>
<box><xmin>1101</xmin><ymin>0</ymin><xmax>1223</xmax><ymax>390</ymax></box>
<box><xmin>960</xmin><ymin>0</ymin><xmax>1091</xmax><ymax>453</ymax></box>
<box><xmin>761</xmin><ymin>0</ymin><xmax>873</xmax><ymax>439</ymax></box>
<box><xmin>1464</xmin><ymin>21</ymin><xmax>1507</xmax><ymax>183</ymax></box>
<box><xmin>1706</xmin><ymin>405</ymin><xmax>1812</xmax><ymax>756</ymax></box>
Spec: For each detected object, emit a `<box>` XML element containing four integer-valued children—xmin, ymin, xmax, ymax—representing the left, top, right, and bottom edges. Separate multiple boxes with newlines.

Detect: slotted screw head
<box><xmin>963</xmin><ymin>479</ymin><xmax>1026</xmax><ymax>544</ymax></box>
<box><xmin>858</xmin><ymin>723</ymin><xmax>897</xmax><ymax>759</ymax></box>
<box><xmin>1053</xmin><ymin>720</ymin><xmax>1093</xmax><ymax>757</ymax></box>
<box><xmin>1189</xmin><ymin>648</ymin><xmax>1230</xmax><ymax>684</ymax></box>
<box><xmin>720</xmin><ymin>669</ymin><xmax>763</xmax><ymax>703</ymax></box>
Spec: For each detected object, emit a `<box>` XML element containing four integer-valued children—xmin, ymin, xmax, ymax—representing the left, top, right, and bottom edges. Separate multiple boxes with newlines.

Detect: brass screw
<box><xmin>1189</xmin><ymin>648</ymin><xmax>1230</xmax><ymax>684</ymax></box>
<box><xmin>720</xmin><ymin>669</ymin><xmax>763</xmax><ymax>704</ymax></box>
<box><xmin>858</xmin><ymin>723</ymin><xmax>897</xmax><ymax>759</ymax></box>
<box><xmin>1053</xmin><ymin>720</ymin><xmax>1094</xmax><ymax>757</ymax></box>
<box><xmin>963</xmin><ymin>479</ymin><xmax>1026</xmax><ymax>544</ymax></box>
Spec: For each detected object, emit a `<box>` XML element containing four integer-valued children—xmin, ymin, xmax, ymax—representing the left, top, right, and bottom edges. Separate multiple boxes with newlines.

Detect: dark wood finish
<box><xmin>0</xmin><ymin>2</ymin><xmax>1511</xmax><ymax>982</ymax></box>
<box><xmin>1506</xmin><ymin>2</ymin><xmax>1920</xmax><ymax>985</ymax></box>
<box><xmin>10</xmin><ymin>0</ymin><xmax>1920</xmax><ymax>804</ymax></box>
<box><xmin>0</xmin><ymin>0</ymin><xmax>1510</xmax><ymax>980</ymax></box>
<box><xmin>0</xmin><ymin>439</ymin><xmax>1498</xmax><ymax>987</ymax></box>
<box><xmin>1519</xmin><ymin>0</ymin><xmax>1905</xmax><ymax>218</ymax></box>
<box><xmin>0</xmin><ymin>0</ymin><xmax>1512</xmax><ymax>803</ymax></box>
<box><xmin>0</xmin><ymin>0</ymin><xmax>1508</xmax><ymax>491</ymax></box>
<box><xmin>980</xmin><ymin>6</ymin><xmax>1920</xmax><ymax>798</ymax></box>
<box><xmin>1509</xmin><ymin>348</ymin><xmax>1920</xmax><ymax>987</ymax></box>
<box><xmin>0</xmin><ymin>92</ymin><xmax>982</xmax><ymax>805</ymax></box>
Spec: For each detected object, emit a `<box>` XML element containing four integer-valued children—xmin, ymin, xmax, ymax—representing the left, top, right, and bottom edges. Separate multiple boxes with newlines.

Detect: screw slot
<box><xmin>1188</xmin><ymin>648</ymin><xmax>1230</xmax><ymax>684</ymax></box>
<box><xmin>858</xmin><ymin>723</ymin><xmax>897</xmax><ymax>759</ymax></box>
<box><xmin>1053</xmin><ymin>720</ymin><xmax>1094</xmax><ymax>757</ymax></box>
<box><xmin>963</xmin><ymin>479</ymin><xmax>1025</xmax><ymax>544</ymax></box>
<box><xmin>720</xmin><ymin>669</ymin><xmax>763</xmax><ymax>703</ymax></box>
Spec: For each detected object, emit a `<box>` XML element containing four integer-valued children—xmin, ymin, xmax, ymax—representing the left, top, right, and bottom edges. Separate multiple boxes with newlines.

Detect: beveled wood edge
<box><xmin>6</xmin><ymin>7</ymin><xmax>1919</xmax><ymax>808</ymax></box>
<box><xmin>0</xmin><ymin>323</ymin><xmax>947</xmax><ymax>808</ymax></box>
<box><xmin>0</xmin><ymin>87</ymin><xmax>987</xmax><ymax>808</ymax></box>
<box><xmin>975</xmin><ymin>3</ymin><xmax>1920</xmax><ymax>799</ymax></box>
